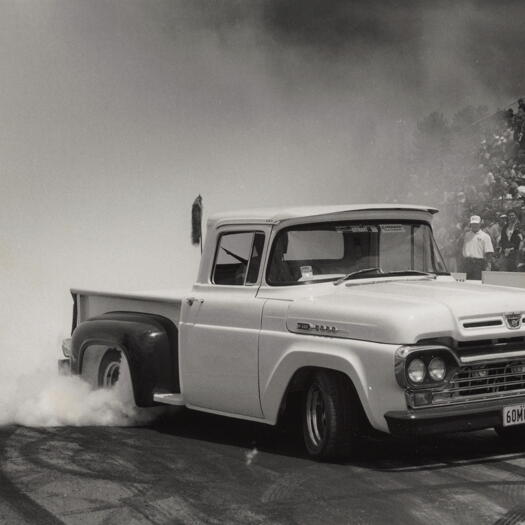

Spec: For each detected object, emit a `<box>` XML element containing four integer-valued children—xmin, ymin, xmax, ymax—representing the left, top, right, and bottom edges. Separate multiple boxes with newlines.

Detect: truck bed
<box><xmin>71</xmin><ymin>287</ymin><xmax>189</xmax><ymax>328</ymax></box>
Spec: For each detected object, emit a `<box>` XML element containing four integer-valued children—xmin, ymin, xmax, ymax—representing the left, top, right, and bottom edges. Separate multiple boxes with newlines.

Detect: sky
<box><xmin>1</xmin><ymin>0</ymin><xmax>525</xmax><ymax>357</ymax></box>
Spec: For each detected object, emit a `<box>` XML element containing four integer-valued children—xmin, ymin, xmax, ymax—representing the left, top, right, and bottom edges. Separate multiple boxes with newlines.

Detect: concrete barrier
<box><xmin>481</xmin><ymin>271</ymin><xmax>525</xmax><ymax>288</ymax></box>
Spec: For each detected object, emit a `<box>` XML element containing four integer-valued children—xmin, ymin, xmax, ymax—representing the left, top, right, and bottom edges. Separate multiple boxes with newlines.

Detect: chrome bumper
<box><xmin>385</xmin><ymin>394</ymin><xmax>525</xmax><ymax>437</ymax></box>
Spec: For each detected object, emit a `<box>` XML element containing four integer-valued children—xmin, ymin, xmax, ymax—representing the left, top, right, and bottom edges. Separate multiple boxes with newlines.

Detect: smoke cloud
<box><xmin>1</xmin><ymin>1</ymin><xmax>524</xmax><ymax>427</ymax></box>
<box><xmin>0</xmin><ymin>351</ymin><xmax>158</xmax><ymax>427</ymax></box>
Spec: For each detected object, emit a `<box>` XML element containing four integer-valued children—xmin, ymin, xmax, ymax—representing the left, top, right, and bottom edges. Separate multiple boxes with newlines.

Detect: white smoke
<box><xmin>0</xmin><ymin>349</ymin><xmax>159</xmax><ymax>427</ymax></box>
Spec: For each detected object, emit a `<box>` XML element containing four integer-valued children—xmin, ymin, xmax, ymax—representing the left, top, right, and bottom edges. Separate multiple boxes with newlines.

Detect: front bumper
<box><xmin>385</xmin><ymin>395</ymin><xmax>525</xmax><ymax>437</ymax></box>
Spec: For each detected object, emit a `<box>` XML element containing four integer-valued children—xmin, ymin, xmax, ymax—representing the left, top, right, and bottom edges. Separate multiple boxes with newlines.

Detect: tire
<box><xmin>96</xmin><ymin>348</ymin><xmax>164</xmax><ymax>424</ymax></box>
<box><xmin>302</xmin><ymin>370</ymin><xmax>362</xmax><ymax>460</ymax></box>
<box><xmin>98</xmin><ymin>349</ymin><xmax>122</xmax><ymax>388</ymax></box>
<box><xmin>96</xmin><ymin>348</ymin><xmax>139</xmax><ymax>407</ymax></box>
<box><xmin>495</xmin><ymin>424</ymin><xmax>525</xmax><ymax>443</ymax></box>
<box><xmin>79</xmin><ymin>346</ymin><xmax>165</xmax><ymax>425</ymax></box>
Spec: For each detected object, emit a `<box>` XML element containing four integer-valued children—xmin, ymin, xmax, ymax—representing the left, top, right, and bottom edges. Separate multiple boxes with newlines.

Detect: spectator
<box><xmin>499</xmin><ymin>209</ymin><xmax>522</xmax><ymax>271</ymax></box>
<box><xmin>462</xmin><ymin>215</ymin><xmax>494</xmax><ymax>280</ymax></box>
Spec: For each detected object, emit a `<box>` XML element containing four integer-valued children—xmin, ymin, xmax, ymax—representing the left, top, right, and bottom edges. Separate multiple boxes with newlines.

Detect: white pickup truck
<box><xmin>61</xmin><ymin>204</ymin><xmax>525</xmax><ymax>460</ymax></box>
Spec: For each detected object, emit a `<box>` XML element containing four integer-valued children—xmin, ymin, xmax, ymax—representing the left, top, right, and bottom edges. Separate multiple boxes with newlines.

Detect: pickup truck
<box><xmin>60</xmin><ymin>204</ymin><xmax>525</xmax><ymax>460</ymax></box>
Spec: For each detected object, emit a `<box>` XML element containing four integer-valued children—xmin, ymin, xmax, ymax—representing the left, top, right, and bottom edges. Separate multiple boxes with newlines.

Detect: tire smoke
<box><xmin>0</xmin><ymin>352</ymin><xmax>158</xmax><ymax>427</ymax></box>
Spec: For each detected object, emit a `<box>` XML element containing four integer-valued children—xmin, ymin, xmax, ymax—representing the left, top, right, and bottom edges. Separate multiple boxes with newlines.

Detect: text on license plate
<box><xmin>503</xmin><ymin>404</ymin><xmax>525</xmax><ymax>427</ymax></box>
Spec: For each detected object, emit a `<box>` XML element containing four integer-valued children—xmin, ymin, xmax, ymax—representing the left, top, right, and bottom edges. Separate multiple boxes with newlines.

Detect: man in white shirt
<box><xmin>462</xmin><ymin>215</ymin><xmax>494</xmax><ymax>280</ymax></box>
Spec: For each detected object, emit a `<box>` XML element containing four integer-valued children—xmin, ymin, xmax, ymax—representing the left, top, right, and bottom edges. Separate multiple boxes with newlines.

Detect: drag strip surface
<box><xmin>1</xmin><ymin>411</ymin><xmax>525</xmax><ymax>524</ymax></box>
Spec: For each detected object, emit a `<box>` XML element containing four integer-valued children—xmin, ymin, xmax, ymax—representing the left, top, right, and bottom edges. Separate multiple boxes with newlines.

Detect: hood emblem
<box><xmin>504</xmin><ymin>313</ymin><xmax>522</xmax><ymax>330</ymax></box>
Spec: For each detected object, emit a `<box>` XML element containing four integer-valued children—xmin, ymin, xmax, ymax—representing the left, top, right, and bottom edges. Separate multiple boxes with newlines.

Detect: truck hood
<box><xmin>285</xmin><ymin>279</ymin><xmax>525</xmax><ymax>344</ymax></box>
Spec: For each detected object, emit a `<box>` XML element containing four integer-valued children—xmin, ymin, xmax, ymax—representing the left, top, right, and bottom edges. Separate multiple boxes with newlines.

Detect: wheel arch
<box><xmin>71</xmin><ymin>311</ymin><xmax>179</xmax><ymax>406</ymax></box>
<box><xmin>261</xmin><ymin>351</ymin><xmax>373</xmax><ymax>427</ymax></box>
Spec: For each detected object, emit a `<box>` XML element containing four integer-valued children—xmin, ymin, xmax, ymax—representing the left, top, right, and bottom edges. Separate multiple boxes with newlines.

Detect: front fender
<box><xmin>260</xmin><ymin>339</ymin><xmax>404</xmax><ymax>432</ymax></box>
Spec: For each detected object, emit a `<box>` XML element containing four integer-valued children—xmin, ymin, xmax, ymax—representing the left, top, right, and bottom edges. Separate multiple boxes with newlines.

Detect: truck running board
<box><xmin>153</xmin><ymin>393</ymin><xmax>185</xmax><ymax>406</ymax></box>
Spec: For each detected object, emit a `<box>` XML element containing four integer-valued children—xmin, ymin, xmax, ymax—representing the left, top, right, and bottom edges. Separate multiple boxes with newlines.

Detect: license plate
<box><xmin>503</xmin><ymin>404</ymin><xmax>525</xmax><ymax>427</ymax></box>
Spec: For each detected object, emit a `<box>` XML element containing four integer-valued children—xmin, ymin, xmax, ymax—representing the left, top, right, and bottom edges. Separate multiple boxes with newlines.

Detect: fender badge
<box><xmin>297</xmin><ymin>322</ymin><xmax>338</xmax><ymax>334</ymax></box>
<box><xmin>504</xmin><ymin>313</ymin><xmax>522</xmax><ymax>330</ymax></box>
<box><xmin>297</xmin><ymin>322</ymin><xmax>313</xmax><ymax>330</ymax></box>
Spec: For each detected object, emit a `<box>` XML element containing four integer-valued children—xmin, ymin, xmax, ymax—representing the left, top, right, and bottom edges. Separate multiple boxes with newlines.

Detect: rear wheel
<box><xmin>98</xmin><ymin>349</ymin><xmax>122</xmax><ymax>388</ymax></box>
<box><xmin>94</xmin><ymin>347</ymin><xmax>162</xmax><ymax>424</ymax></box>
<box><xmin>96</xmin><ymin>348</ymin><xmax>139</xmax><ymax>408</ymax></box>
<box><xmin>303</xmin><ymin>370</ymin><xmax>362</xmax><ymax>460</ymax></box>
<box><xmin>80</xmin><ymin>345</ymin><xmax>168</xmax><ymax>426</ymax></box>
<box><xmin>81</xmin><ymin>345</ymin><xmax>137</xmax><ymax>405</ymax></box>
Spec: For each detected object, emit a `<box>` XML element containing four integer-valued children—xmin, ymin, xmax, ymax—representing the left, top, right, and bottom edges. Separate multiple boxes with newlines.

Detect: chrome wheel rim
<box><xmin>306</xmin><ymin>384</ymin><xmax>327</xmax><ymax>448</ymax></box>
<box><xmin>102</xmin><ymin>362</ymin><xmax>120</xmax><ymax>387</ymax></box>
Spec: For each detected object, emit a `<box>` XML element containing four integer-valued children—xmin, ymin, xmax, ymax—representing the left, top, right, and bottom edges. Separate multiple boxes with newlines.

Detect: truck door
<box><xmin>180</xmin><ymin>229</ymin><xmax>267</xmax><ymax>418</ymax></box>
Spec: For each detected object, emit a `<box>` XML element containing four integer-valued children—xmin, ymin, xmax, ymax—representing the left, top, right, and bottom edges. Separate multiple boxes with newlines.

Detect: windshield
<box><xmin>266</xmin><ymin>220</ymin><xmax>448</xmax><ymax>286</ymax></box>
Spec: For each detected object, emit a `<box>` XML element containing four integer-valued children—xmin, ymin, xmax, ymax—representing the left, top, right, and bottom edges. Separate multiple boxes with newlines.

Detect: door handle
<box><xmin>186</xmin><ymin>297</ymin><xmax>204</xmax><ymax>306</ymax></box>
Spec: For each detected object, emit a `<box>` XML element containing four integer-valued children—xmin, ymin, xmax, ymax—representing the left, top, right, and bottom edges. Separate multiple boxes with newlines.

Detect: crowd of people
<box><xmin>435</xmin><ymin>98</ymin><xmax>525</xmax><ymax>278</ymax></box>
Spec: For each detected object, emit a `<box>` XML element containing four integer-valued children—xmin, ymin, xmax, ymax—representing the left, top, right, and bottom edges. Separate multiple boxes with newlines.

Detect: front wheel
<box><xmin>303</xmin><ymin>370</ymin><xmax>362</xmax><ymax>460</ymax></box>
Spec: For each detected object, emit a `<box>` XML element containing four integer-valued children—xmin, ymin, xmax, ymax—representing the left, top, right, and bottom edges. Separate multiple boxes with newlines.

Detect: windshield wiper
<box><xmin>333</xmin><ymin>268</ymin><xmax>436</xmax><ymax>286</ymax></box>
<box><xmin>333</xmin><ymin>267</ymin><xmax>383</xmax><ymax>286</ymax></box>
<box><xmin>381</xmin><ymin>270</ymin><xmax>436</xmax><ymax>278</ymax></box>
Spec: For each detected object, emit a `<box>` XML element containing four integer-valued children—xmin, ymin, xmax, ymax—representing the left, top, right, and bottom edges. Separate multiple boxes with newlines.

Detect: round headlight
<box><xmin>407</xmin><ymin>358</ymin><xmax>426</xmax><ymax>383</ymax></box>
<box><xmin>428</xmin><ymin>357</ymin><xmax>446</xmax><ymax>381</ymax></box>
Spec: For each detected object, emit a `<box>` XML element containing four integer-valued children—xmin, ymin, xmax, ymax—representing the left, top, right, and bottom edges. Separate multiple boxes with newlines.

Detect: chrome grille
<box><xmin>431</xmin><ymin>360</ymin><xmax>525</xmax><ymax>406</ymax></box>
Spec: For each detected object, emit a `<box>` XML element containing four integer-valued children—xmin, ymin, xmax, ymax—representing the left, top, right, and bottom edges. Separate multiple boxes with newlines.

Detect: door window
<box><xmin>213</xmin><ymin>232</ymin><xmax>265</xmax><ymax>285</ymax></box>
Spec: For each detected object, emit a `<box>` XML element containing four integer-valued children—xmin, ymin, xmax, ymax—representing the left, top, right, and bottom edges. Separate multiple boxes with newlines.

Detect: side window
<box><xmin>213</xmin><ymin>232</ymin><xmax>265</xmax><ymax>286</ymax></box>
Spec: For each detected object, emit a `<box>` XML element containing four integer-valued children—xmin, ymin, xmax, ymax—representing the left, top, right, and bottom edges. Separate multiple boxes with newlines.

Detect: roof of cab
<box><xmin>208</xmin><ymin>204</ymin><xmax>439</xmax><ymax>228</ymax></box>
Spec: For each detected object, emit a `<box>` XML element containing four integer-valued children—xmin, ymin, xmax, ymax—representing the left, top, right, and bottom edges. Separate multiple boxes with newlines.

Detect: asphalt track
<box><xmin>1</xmin><ymin>410</ymin><xmax>525</xmax><ymax>524</ymax></box>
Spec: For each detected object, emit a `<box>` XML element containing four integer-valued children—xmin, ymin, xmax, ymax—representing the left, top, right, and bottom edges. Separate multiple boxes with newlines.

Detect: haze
<box><xmin>2</xmin><ymin>0</ymin><xmax>525</xmax><ymax>363</ymax></box>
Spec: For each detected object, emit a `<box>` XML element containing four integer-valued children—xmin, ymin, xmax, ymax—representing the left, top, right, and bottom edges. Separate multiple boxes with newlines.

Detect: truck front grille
<box><xmin>431</xmin><ymin>360</ymin><xmax>525</xmax><ymax>406</ymax></box>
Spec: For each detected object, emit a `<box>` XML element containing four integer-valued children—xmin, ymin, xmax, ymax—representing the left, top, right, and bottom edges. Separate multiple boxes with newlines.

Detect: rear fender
<box><xmin>71</xmin><ymin>311</ymin><xmax>179</xmax><ymax>406</ymax></box>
